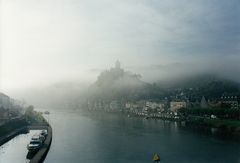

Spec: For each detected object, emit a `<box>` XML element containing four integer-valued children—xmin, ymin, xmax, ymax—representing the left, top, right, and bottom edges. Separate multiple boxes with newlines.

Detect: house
<box><xmin>146</xmin><ymin>101</ymin><xmax>166</xmax><ymax>113</ymax></box>
<box><xmin>146</xmin><ymin>101</ymin><xmax>158</xmax><ymax>109</ymax></box>
<box><xmin>170</xmin><ymin>101</ymin><xmax>187</xmax><ymax>112</ymax></box>
<box><xmin>220</xmin><ymin>95</ymin><xmax>239</xmax><ymax>109</ymax></box>
<box><xmin>110</xmin><ymin>100</ymin><xmax>121</xmax><ymax>111</ymax></box>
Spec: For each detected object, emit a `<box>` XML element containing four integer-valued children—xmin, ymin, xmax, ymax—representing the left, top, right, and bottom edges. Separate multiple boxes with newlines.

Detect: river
<box><xmin>1</xmin><ymin>110</ymin><xmax>240</xmax><ymax>163</ymax></box>
<box><xmin>0</xmin><ymin>130</ymin><xmax>42</xmax><ymax>163</ymax></box>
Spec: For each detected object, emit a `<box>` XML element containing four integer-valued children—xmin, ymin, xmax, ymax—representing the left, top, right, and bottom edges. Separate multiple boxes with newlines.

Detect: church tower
<box><xmin>200</xmin><ymin>96</ymin><xmax>208</xmax><ymax>108</ymax></box>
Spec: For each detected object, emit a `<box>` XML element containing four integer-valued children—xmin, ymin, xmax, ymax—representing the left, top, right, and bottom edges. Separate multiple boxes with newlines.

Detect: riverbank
<box><xmin>29</xmin><ymin>125</ymin><xmax>52</xmax><ymax>163</ymax></box>
<box><xmin>185</xmin><ymin>117</ymin><xmax>240</xmax><ymax>133</ymax></box>
<box><xmin>0</xmin><ymin>110</ymin><xmax>48</xmax><ymax>147</ymax></box>
<box><xmin>0</xmin><ymin>110</ymin><xmax>53</xmax><ymax>163</ymax></box>
<box><xmin>85</xmin><ymin>110</ymin><xmax>240</xmax><ymax>137</ymax></box>
<box><xmin>0</xmin><ymin>119</ymin><xmax>28</xmax><ymax>146</ymax></box>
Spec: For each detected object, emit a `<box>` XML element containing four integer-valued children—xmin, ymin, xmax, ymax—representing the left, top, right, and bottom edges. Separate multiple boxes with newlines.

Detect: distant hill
<box><xmin>158</xmin><ymin>74</ymin><xmax>239</xmax><ymax>88</ymax></box>
<box><xmin>157</xmin><ymin>74</ymin><xmax>240</xmax><ymax>99</ymax></box>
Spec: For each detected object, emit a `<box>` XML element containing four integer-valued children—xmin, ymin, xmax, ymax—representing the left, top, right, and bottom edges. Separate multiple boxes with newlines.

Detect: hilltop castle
<box><xmin>115</xmin><ymin>60</ymin><xmax>121</xmax><ymax>69</ymax></box>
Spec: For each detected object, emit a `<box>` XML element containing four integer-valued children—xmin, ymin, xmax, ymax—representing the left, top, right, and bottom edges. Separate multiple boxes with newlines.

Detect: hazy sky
<box><xmin>1</xmin><ymin>0</ymin><xmax>240</xmax><ymax>92</ymax></box>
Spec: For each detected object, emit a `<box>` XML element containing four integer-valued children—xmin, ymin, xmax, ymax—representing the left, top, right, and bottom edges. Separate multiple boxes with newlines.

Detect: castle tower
<box><xmin>115</xmin><ymin>60</ymin><xmax>121</xmax><ymax>69</ymax></box>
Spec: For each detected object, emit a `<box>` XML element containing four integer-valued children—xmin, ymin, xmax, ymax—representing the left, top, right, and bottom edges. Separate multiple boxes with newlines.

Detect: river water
<box><xmin>1</xmin><ymin>110</ymin><xmax>240</xmax><ymax>163</ymax></box>
<box><xmin>0</xmin><ymin>130</ymin><xmax>41</xmax><ymax>163</ymax></box>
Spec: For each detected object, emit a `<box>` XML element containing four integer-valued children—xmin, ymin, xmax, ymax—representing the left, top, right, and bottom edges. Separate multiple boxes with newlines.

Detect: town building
<box><xmin>110</xmin><ymin>100</ymin><xmax>121</xmax><ymax>111</ymax></box>
<box><xmin>220</xmin><ymin>95</ymin><xmax>239</xmax><ymax>109</ymax></box>
<box><xmin>170</xmin><ymin>101</ymin><xmax>187</xmax><ymax>112</ymax></box>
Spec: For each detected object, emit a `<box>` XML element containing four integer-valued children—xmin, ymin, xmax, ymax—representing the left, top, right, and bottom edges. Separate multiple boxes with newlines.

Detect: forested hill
<box><xmin>157</xmin><ymin>74</ymin><xmax>240</xmax><ymax>99</ymax></box>
<box><xmin>157</xmin><ymin>74</ymin><xmax>239</xmax><ymax>89</ymax></box>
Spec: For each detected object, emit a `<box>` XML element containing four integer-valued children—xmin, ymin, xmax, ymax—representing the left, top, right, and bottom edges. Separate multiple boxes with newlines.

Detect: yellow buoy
<box><xmin>152</xmin><ymin>153</ymin><xmax>160</xmax><ymax>162</ymax></box>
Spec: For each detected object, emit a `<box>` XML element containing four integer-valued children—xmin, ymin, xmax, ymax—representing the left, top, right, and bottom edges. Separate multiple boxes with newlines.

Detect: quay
<box><xmin>0</xmin><ymin>123</ymin><xmax>52</xmax><ymax>163</ymax></box>
<box><xmin>29</xmin><ymin>125</ymin><xmax>52</xmax><ymax>163</ymax></box>
<box><xmin>0</xmin><ymin>126</ymin><xmax>28</xmax><ymax>146</ymax></box>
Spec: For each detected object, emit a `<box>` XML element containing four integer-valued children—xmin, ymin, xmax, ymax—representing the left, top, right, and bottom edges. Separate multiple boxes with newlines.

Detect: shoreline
<box><xmin>0</xmin><ymin>116</ymin><xmax>52</xmax><ymax>163</ymax></box>
<box><xmin>0</xmin><ymin>119</ymin><xmax>29</xmax><ymax>146</ymax></box>
<box><xmin>85</xmin><ymin>110</ymin><xmax>240</xmax><ymax>140</ymax></box>
<box><xmin>29</xmin><ymin>125</ymin><xmax>52</xmax><ymax>163</ymax></box>
<box><xmin>0</xmin><ymin>126</ymin><xmax>28</xmax><ymax>146</ymax></box>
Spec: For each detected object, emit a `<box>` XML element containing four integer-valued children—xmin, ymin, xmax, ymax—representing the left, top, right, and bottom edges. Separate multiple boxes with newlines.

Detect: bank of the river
<box><xmin>0</xmin><ymin>123</ymin><xmax>52</xmax><ymax>163</ymax></box>
<box><xmin>0</xmin><ymin>109</ymin><xmax>52</xmax><ymax>163</ymax></box>
<box><xmin>30</xmin><ymin>125</ymin><xmax>52</xmax><ymax>163</ymax></box>
<box><xmin>86</xmin><ymin>110</ymin><xmax>240</xmax><ymax>138</ymax></box>
<box><xmin>0</xmin><ymin>119</ymin><xmax>28</xmax><ymax>146</ymax></box>
<box><xmin>0</xmin><ymin>110</ymin><xmax>48</xmax><ymax>147</ymax></box>
<box><xmin>185</xmin><ymin>116</ymin><xmax>240</xmax><ymax>135</ymax></box>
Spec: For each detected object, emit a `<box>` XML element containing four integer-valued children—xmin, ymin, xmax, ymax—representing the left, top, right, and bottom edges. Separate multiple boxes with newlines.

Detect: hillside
<box><xmin>86</xmin><ymin>61</ymin><xmax>240</xmax><ymax>103</ymax></box>
<box><xmin>87</xmin><ymin>61</ymin><xmax>156</xmax><ymax>101</ymax></box>
<box><xmin>157</xmin><ymin>74</ymin><xmax>240</xmax><ymax>100</ymax></box>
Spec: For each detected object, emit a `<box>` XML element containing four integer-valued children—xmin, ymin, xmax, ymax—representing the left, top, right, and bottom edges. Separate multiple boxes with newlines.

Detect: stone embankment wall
<box><xmin>30</xmin><ymin>125</ymin><xmax>52</xmax><ymax>163</ymax></box>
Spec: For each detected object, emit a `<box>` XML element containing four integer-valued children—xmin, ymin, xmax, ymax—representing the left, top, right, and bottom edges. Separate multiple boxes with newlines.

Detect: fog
<box><xmin>1</xmin><ymin>0</ymin><xmax>240</xmax><ymax>105</ymax></box>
